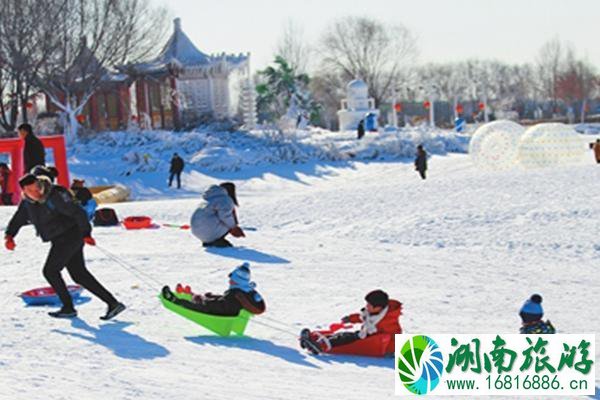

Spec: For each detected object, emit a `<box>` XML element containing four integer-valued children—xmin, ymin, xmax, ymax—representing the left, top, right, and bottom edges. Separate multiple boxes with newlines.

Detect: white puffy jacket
<box><xmin>190</xmin><ymin>185</ymin><xmax>237</xmax><ymax>243</ymax></box>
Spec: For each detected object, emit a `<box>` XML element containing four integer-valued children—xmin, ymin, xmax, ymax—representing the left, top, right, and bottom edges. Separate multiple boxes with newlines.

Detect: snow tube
<box><xmin>93</xmin><ymin>184</ymin><xmax>131</xmax><ymax>204</ymax></box>
<box><xmin>20</xmin><ymin>285</ymin><xmax>83</xmax><ymax>306</ymax></box>
<box><xmin>327</xmin><ymin>333</ymin><xmax>393</xmax><ymax>357</ymax></box>
<box><xmin>123</xmin><ymin>216</ymin><xmax>153</xmax><ymax>230</ymax></box>
<box><xmin>159</xmin><ymin>291</ymin><xmax>252</xmax><ymax>337</ymax></box>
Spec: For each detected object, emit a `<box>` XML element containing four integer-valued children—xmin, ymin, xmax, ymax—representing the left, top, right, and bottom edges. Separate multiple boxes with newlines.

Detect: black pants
<box><xmin>43</xmin><ymin>230</ymin><xmax>117</xmax><ymax>310</ymax></box>
<box><xmin>173</xmin><ymin>296</ymin><xmax>241</xmax><ymax>317</ymax></box>
<box><xmin>169</xmin><ymin>172</ymin><xmax>182</xmax><ymax>188</ymax></box>
<box><xmin>328</xmin><ymin>331</ymin><xmax>361</xmax><ymax>348</ymax></box>
<box><xmin>418</xmin><ymin>169</ymin><xmax>426</xmax><ymax>180</ymax></box>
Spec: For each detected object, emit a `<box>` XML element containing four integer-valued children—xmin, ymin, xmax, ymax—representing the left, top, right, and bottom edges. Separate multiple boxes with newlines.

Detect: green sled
<box><xmin>158</xmin><ymin>292</ymin><xmax>252</xmax><ymax>337</ymax></box>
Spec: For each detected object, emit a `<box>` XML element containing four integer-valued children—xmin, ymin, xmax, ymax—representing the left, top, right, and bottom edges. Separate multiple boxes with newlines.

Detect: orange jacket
<box><xmin>346</xmin><ymin>300</ymin><xmax>403</xmax><ymax>335</ymax></box>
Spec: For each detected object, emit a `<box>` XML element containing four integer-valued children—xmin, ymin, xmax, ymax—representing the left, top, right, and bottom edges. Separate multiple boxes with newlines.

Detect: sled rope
<box><xmin>252</xmin><ymin>317</ymin><xmax>300</xmax><ymax>338</ymax></box>
<box><xmin>95</xmin><ymin>245</ymin><xmax>163</xmax><ymax>291</ymax></box>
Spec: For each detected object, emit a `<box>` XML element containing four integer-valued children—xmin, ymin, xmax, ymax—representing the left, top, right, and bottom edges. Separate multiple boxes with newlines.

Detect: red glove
<box><xmin>83</xmin><ymin>236</ymin><xmax>96</xmax><ymax>246</ymax></box>
<box><xmin>229</xmin><ymin>226</ymin><xmax>245</xmax><ymax>238</ymax></box>
<box><xmin>4</xmin><ymin>235</ymin><xmax>15</xmax><ymax>251</ymax></box>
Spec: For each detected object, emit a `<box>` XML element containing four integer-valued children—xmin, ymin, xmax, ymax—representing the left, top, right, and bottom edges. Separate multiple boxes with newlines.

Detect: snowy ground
<box><xmin>1</xmin><ymin>151</ymin><xmax>599</xmax><ymax>399</ymax></box>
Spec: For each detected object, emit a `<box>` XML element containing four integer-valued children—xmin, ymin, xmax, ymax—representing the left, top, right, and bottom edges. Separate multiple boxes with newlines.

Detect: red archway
<box><xmin>0</xmin><ymin>135</ymin><xmax>70</xmax><ymax>205</ymax></box>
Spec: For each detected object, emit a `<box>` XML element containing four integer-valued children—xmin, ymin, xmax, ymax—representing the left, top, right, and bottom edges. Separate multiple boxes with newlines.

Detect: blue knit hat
<box><xmin>229</xmin><ymin>262</ymin><xmax>253</xmax><ymax>291</ymax></box>
<box><xmin>520</xmin><ymin>294</ymin><xmax>543</xmax><ymax>316</ymax></box>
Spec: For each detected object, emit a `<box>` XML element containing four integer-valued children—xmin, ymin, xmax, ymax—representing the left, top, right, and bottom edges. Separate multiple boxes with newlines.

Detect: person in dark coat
<box><xmin>4</xmin><ymin>174</ymin><xmax>125</xmax><ymax>319</ymax></box>
<box><xmin>357</xmin><ymin>119</ymin><xmax>365</xmax><ymax>140</ymax></box>
<box><xmin>161</xmin><ymin>263</ymin><xmax>266</xmax><ymax>317</ymax></box>
<box><xmin>415</xmin><ymin>144</ymin><xmax>428</xmax><ymax>180</ymax></box>
<box><xmin>0</xmin><ymin>162</ymin><xmax>12</xmax><ymax>205</ymax></box>
<box><xmin>18</xmin><ymin>123</ymin><xmax>46</xmax><ymax>174</ymax></box>
<box><xmin>169</xmin><ymin>153</ymin><xmax>185</xmax><ymax>189</ymax></box>
<box><xmin>593</xmin><ymin>139</ymin><xmax>600</xmax><ymax>164</ymax></box>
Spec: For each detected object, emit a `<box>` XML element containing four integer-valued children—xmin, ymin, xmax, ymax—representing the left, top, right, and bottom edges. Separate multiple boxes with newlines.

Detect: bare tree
<box><xmin>317</xmin><ymin>16</ymin><xmax>418</xmax><ymax>107</ymax></box>
<box><xmin>276</xmin><ymin>20</ymin><xmax>311</xmax><ymax>74</ymax></box>
<box><xmin>34</xmin><ymin>0</ymin><xmax>170</xmax><ymax>140</ymax></box>
<box><xmin>557</xmin><ymin>49</ymin><xmax>599</xmax><ymax>122</ymax></box>
<box><xmin>0</xmin><ymin>0</ymin><xmax>64</xmax><ymax>132</ymax></box>
<box><xmin>535</xmin><ymin>38</ymin><xmax>564</xmax><ymax>106</ymax></box>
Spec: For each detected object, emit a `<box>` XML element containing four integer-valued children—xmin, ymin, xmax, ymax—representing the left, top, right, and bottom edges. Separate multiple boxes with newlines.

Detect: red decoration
<box><xmin>131</xmin><ymin>115</ymin><xmax>138</xmax><ymax>121</ymax></box>
<box><xmin>394</xmin><ymin>103</ymin><xmax>402</xmax><ymax>113</ymax></box>
<box><xmin>423</xmin><ymin>101</ymin><xmax>431</xmax><ymax>110</ymax></box>
<box><xmin>478</xmin><ymin>102</ymin><xmax>485</xmax><ymax>111</ymax></box>
<box><xmin>76</xmin><ymin>114</ymin><xmax>86</xmax><ymax>123</ymax></box>
<box><xmin>25</xmin><ymin>102</ymin><xmax>34</xmax><ymax>109</ymax></box>
<box><xmin>455</xmin><ymin>104</ymin><xmax>464</xmax><ymax>114</ymax></box>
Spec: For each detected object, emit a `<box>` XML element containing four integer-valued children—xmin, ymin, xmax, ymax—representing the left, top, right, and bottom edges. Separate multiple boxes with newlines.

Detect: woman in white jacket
<box><xmin>191</xmin><ymin>182</ymin><xmax>245</xmax><ymax>247</ymax></box>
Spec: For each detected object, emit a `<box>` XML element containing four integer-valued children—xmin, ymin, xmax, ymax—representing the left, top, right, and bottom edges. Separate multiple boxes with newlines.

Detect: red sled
<box><xmin>123</xmin><ymin>216</ymin><xmax>154</xmax><ymax>230</ymax></box>
<box><xmin>20</xmin><ymin>285</ymin><xmax>83</xmax><ymax>306</ymax></box>
<box><xmin>313</xmin><ymin>323</ymin><xmax>396</xmax><ymax>357</ymax></box>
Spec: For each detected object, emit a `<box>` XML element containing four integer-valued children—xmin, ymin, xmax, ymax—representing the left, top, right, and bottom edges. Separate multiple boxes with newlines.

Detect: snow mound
<box><xmin>517</xmin><ymin>123</ymin><xmax>588</xmax><ymax>169</ymax></box>
<box><xmin>469</xmin><ymin>120</ymin><xmax>524</xmax><ymax>170</ymax></box>
<box><xmin>72</xmin><ymin>127</ymin><xmax>468</xmax><ymax>173</ymax></box>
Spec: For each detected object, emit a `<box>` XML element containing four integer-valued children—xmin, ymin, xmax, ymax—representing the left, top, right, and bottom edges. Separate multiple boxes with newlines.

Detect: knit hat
<box><xmin>18</xmin><ymin>173</ymin><xmax>38</xmax><ymax>188</ymax></box>
<box><xmin>520</xmin><ymin>294</ymin><xmax>544</xmax><ymax>318</ymax></box>
<box><xmin>365</xmin><ymin>290</ymin><xmax>389</xmax><ymax>308</ymax></box>
<box><xmin>229</xmin><ymin>262</ymin><xmax>251</xmax><ymax>287</ymax></box>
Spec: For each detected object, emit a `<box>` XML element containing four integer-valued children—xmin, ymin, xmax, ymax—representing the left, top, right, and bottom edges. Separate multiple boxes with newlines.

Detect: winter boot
<box><xmin>48</xmin><ymin>307</ymin><xmax>77</xmax><ymax>319</ymax></box>
<box><xmin>202</xmin><ymin>238</ymin><xmax>233</xmax><ymax>248</ymax></box>
<box><xmin>300</xmin><ymin>328</ymin><xmax>322</xmax><ymax>355</ymax></box>
<box><xmin>100</xmin><ymin>302</ymin><xmax>126</xmax><ymax>321</ymax></box>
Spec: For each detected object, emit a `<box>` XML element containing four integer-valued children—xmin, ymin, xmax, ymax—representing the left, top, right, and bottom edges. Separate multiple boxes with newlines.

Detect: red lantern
<box><xmin>423</xmin><ymin>101</ymin><xmax>431</xmax><ymax>110</ymax></box>
<box><xmin>478</xmin><ymin>102</ymin><xmax>485</xmax><ymax>111</ymax></box>
<box><xmin>455</xmin><ymin>104</ymin><xmax>464</xmax><ymax>114</ymax></box>
<box><xmin>394</xmin><ymin>102</ymin><xmax>402</xmax><ymax>113</ymax></box>
<box><xmin>25</xmin><ymin>102</ymin><xmax>33</xmax><ymax>109</ymax></box>
<box><xmin>76</xmin><ymin>114</ymin><xmax>86</xmax><ymax>123</ymax></box>
<box><xmin>131</xmin><ymin>115</ymin><xmax>138</xmax><ymax>121</ymax></box>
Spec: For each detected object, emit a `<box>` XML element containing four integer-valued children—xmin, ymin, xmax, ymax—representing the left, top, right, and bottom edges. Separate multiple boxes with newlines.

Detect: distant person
<box><xmin>71</xmin><ymin>179</ymin><xmax>98</xmax><ymax>221</ymax></box>
<box><xmin>191</xmin><ymin>182</ymin><xmax>245</xmax><ymax>248</ymax></box>
<box><xmin>18</xmin><ymin>123</ymin><xmax>45</xmax><ymax>173</ymax></box>
<box><xmin>357</xmin><ymin>119</ymin><xmax>365</xmax><ymax>140</ymax></box>
<box><xmin>519</xmin><ymin>294</ymin><xmax>555</xmax><ymax>334</ymax></box>
<box><xmin>415</xmin><ymin>145</ymin><xmax>428</xmax><ymax>180</ymax></box>
<box><xmin>593</xmin><ymin>139</ymin><xmax>600</xmax><ymax>164</ymax></box>
<box><xmin>169</xmin><ymin>153</ymin><xmax>185</xmax><ymax>189</ymax></box>
<box><xmin>0</xmin><ymin>162</ymin><xmax>12</xmax><ymax>205</ymax></box>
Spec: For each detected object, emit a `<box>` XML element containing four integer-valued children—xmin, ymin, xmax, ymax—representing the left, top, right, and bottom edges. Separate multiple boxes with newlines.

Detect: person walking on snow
<box><xmin>357</xmin><ymin>119</ymin><xmax>365</xmax><ymax>140</ymax></box>
<box><xmin>593</xmin><ymin>139</ymin><xmax>600</xmax><ymax>164</ymax></box>
<box><xmin>4</xmin><ymin>174</ymin><xmax>125</xmax><ymax>319</ymax></box>
<box><xmin>18</xmin><ymin>123</ymin><xmax>46</xmax><ymax>174</ymax></box>
<box><xmin>169</xmin><ymin>153</ymin><xmax>185</xmax><ymax>189</ymax></box>
<box><xmin>191</xmin><ymin>182</ymin><xmax>245</xmax><ymax>248</ymax></box>
<box><xmin>161</xmin><ymin>263</ymin><xmax>265</xmax><ymax>316</ymax></box>
<box><xmin>415</xmin><ymin>144</ymin><xmax>428</xmax><ymax>180</ymax></box>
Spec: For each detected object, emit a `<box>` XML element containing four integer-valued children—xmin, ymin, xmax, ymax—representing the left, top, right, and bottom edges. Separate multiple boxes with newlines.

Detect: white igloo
<box><xmin>517</xmin><ymin>123</ymin><xmax>588</xmax><ymax>169</ymax></box>
<box><xmin>469</xmin><ymin>120</ymin><xmax>525</xmax><ymax>170</ymax></box>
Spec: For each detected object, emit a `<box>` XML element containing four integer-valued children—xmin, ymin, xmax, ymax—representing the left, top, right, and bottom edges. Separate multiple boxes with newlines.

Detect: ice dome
<box><xmin>469</xmin><ymin>120</ymin><xmax>525</xmax><ymax>170</ymax></box>
<box><xmin>517</xmin><ymin>123</ymin><xmax>588</xmax><ymax>169</ymax></box>
<box><xmin>346</xmin><ymin>79</ymin><xmax>368</xmax><ymax>99</ymax></box>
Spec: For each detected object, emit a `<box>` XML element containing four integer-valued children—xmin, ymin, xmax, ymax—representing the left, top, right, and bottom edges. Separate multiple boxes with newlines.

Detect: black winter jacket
<box><xmin>181</xmin><ymin>288</ymin><xmax>266</xmax><ymax>316</ymax></box>
<box><xmin>24</xmin><ymin>134</ymin><xmax>46</xmax><ymax>173</ymax></box>
<box><xmin>5</xmin><ymin>184</ymin><xmax>91</xmax><ymax>242</ymax></box>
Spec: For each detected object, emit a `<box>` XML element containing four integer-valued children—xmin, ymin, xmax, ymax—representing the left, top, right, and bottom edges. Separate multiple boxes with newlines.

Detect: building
<box><xmin>43</xmin><ymin>18</ymin><xmax>254</xmax><ymax>132</ymax></box>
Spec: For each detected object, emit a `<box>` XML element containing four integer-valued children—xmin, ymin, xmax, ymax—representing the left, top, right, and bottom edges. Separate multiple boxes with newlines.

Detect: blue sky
<box><xmin>159</xmin><ymin>0</ymin><xmax>599</xmax><ymax>71</ymax></box>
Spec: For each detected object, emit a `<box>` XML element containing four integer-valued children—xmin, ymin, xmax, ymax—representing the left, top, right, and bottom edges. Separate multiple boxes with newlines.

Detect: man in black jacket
<box><xmin>4</xmin><ymin>174</ymin><xmax>125</xmax><ymax>319</ymax></box>
<box><xmin>18</xmin><ymin>123</ymin><xmax>46</xmax><ymax>173</ymax></box>
<box><xmin>168</xmin><ymin>153</ymin><xmax>185</xmax><ymax>189</ymax></box>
